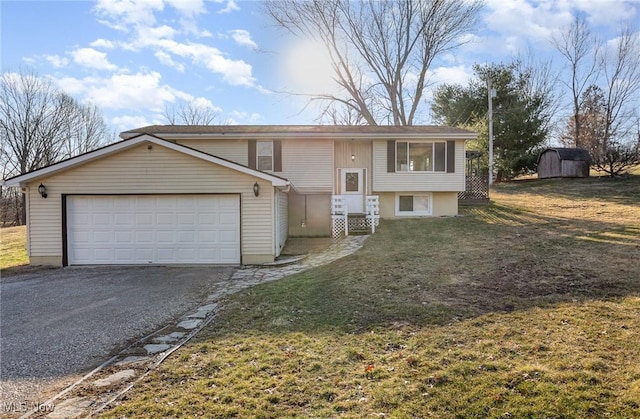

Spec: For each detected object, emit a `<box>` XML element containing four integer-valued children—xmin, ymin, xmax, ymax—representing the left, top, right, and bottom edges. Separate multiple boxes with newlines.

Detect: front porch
<box><xmin>331</xmin><ymin>195</ymin><xmax>380</xmax><ymax>238</ymax></box>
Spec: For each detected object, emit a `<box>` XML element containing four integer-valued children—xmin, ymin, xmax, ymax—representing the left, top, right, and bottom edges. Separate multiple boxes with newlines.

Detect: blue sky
<box><xmin>2</xmin><ymin>0</ymin><xmax>639</xmax><ymax>134</ymax></box>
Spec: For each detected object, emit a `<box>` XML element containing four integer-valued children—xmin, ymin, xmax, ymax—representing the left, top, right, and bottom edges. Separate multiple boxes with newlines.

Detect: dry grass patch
<box><xmin>0</xmin><ymin>226</ymin><xmax>28</xmax><ymax>271</ymax></box>
<box><xmin>103</xmin><ymin>176</ymin><xmax>640</xmax><ymax>418</ymax></box>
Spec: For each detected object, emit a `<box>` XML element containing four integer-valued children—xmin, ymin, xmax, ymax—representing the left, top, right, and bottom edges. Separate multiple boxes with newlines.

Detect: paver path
<box><xmin>10</xmin><ymin>235</ymin><xmax>368</xmax><ymax>418</ymax></box>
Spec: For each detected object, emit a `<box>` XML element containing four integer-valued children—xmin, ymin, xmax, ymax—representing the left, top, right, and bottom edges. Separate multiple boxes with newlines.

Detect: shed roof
<box><xmin>538</xmin><ymin>147</ymin><xmax>591</xmax><ymax>163</ymax></box>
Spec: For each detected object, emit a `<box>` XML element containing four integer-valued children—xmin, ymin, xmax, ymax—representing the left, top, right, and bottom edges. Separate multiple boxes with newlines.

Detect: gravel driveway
<box><xmin>0</xmin><ymin>266</ymin><xmax>233</xmax><ymax>407</ymax></box>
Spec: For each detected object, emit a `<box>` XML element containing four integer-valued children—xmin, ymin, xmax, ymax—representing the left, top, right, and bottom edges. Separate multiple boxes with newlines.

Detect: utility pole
<box><xmin>487</xmin><ymin>78</ymin><xmax>495</xmax><ymax>186</ymax></box>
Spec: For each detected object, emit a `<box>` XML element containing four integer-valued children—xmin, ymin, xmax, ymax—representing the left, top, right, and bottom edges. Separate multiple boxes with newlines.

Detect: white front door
<box><xmin>341</xmin><ymin>169</ymin><xmax>364</xmax><ymax>213</ymax></box>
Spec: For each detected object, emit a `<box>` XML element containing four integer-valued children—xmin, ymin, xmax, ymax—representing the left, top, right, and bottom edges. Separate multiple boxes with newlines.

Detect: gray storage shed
<box><xmin>537</xmin><ymin>147</ymin><xmax>591</xmax><ymax>179</ymax></box>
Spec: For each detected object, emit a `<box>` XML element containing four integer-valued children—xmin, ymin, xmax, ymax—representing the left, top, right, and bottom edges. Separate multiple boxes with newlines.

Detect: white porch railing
<box><xmin>331</xmin><ymin>195</ymin><xmax>379</xmax><ymax>238</ymax></box>
<box><xmin>331</xmin><ymin>195</ymin><xmax>348</xmax><ymax>238</ymax></box>
<box><xmin>366</xmin><ymin>195</ymin><xmax>380</xmax><ymax>234</ymax></box>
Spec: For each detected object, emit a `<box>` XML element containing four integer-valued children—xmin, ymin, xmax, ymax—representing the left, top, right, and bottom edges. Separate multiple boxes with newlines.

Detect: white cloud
<box><xmin>90</xmin><ymin>38</ymin><xmax>116</xmax><ymax>49</ymax></box>
<box><xmin>133</xmin><ymin>25</ymin><xmax>178</xmax><ymax>49</ymax></box>
<box><xmin>229</xmin><ymin>29</ymin><xmax>258</xmax><ymax>50</ymax></box>
<box><xmin>94</xmin><ymin>0</ymin><xmax>164</xmax><ymax>31</ymax></box>
<box><xmin>429</xmin><ymin>65</ymin><xmax>473</xmax><ymax>87</ymax></box>
<box><xmin>191</xmin><ymin>97</ymin><xmax>222</xmax><ymax>112</ymax></box>
<box><xmin>228</xmin><ymin>110</ymin><xmax>262</xmax><ymax>123</ymax></box>
<box><xmin>71</xmin><ymin>48</ymin><xmax>118</xmax><ymax>71</ymax></box>
<box><xmin>165</xmin><ymin>0</ymin><xmax>206</xmax><ymax>17</ymax></box>
<box><xmin>142</xmin><ymin>39</ymin><xmax>256</xmax><ymax>86</ymax></box>
<box><xmin>569</xmin><ymin>0</ymin><xmax>639</xmax><ymax>27</ymax></box>
<box><xmin>91</xmin><ymin>0</ymin><xmax>259</xmax><ymax>89</ymax></box>
<box><xmin>55</xmin><ymin>71</ymin><xmax>192</xmax><ymax>112</ymax></box>
<box><xmin>154</xmin><ymin>50</ymin><xmax>185</xmax><ymax>71</ymax></box>
<box><xmin>217</xmin><ymin>0</ymin><xmax>239</xmax><ymax>14</ymax></box>
<box><xmin>45</xmin><ymin>54</ymin><xmax>69</xmax><ymax>68</ymax></box>
<box><xmin>484</xmin><ymin>0</ymin><xmax>568</xmax><ymax>46</ymax></box>
<box><xmin>479</xmin><ymin>0</ymin><xmax>640</xmax><ymax>60</ymax></box>
<box><xmin>111</xmin><ymin>114</ymin><xmax>153</xmax><ymax>131</ymax></box>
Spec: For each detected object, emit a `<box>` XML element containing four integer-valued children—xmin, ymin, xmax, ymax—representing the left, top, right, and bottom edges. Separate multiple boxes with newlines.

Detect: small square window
<box><xmin>414</xmin><ymin>195</ymin><xmax>429</xmax><ymax>212</ymax></box>
<box><xmin>399</xmin><ymin>195</ymin><xmax>413</xmax><ymax>212</ymax></box>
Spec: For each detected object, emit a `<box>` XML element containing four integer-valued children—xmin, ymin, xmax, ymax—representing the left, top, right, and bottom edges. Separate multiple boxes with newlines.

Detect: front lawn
<box><xmin>104</xmin><ymin>176</ymin><xmax>640</xmax><ymax>418</ymax></box>
<box><xmin>0</xmin><ymin>225</ymin><xmax>28</xmax><ymax>270</ymax></box>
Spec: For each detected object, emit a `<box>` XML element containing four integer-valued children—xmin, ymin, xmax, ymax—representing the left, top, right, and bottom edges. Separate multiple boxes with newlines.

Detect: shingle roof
<box><xmin>121</xmin><ymin>124</ymin><xmax>476</xmax><ymax>138</ymax></box>
<box><xmin>541</xmin><ymin>147</ymin><xmax>591</xmax><ymax>162</ymax></box>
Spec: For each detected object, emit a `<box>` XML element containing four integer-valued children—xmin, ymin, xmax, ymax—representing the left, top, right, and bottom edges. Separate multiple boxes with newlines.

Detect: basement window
<box><xmin>395</xmin><ymin>193</ymin><xmax>432</xmax><ymax>216</ymax></box>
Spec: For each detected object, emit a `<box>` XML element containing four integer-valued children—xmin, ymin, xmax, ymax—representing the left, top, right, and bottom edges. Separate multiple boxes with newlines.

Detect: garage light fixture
<box><xmin>351</xmin><ymin>153</ymin><xmax>355</xmax><ymax>161</ymax></box>
<box><xmin>253</xmin><ymin>182</ymin><xmax>260</xmax><ymax>197</ymax></box>
<box><xmin>38</xmin><ymin>183</ymin><xmax>47</xmax><ymax>199</ymax></box>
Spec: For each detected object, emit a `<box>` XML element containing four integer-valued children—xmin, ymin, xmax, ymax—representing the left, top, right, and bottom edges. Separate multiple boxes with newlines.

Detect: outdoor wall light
<box><xmin>351</xmin><ymin>153</ymin><xmax>355</xmax><ymax>161</ymax></box>
<box><xmin>253</xmin><ymin>182</ymin><xmax>260</xmax><ymax>197</ymax></box>
<box><xmin>38</xmin><ymin>183</ymin><xmax>48</xmax><ymax>198</ymax></box>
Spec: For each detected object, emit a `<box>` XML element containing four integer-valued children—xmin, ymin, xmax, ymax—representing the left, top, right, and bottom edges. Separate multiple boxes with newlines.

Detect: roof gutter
<box><xmin>120</xmin><ymin>132</ymin><xmax>478</xmax><ymax>141</ymax></box>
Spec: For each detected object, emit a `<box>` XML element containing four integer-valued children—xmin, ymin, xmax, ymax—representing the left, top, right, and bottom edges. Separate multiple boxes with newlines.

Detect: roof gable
<box><xmin>3</xmin><ymin>134</ymin><xmax>289</xmax><ymax>187</ymax></box>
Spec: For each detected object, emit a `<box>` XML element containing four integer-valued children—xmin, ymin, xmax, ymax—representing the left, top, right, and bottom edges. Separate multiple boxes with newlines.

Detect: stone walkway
<box><xmin>29</xmin><ymin>235</ymin><xmax>369</xmax><ymax>419</ymax></box>
<box><xmin>230</xmin><ymin>234</ymin><xmax>369</xmax><ymax>287</ymax></box>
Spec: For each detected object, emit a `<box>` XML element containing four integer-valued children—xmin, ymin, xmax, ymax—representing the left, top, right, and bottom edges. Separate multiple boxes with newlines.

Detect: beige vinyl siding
<box><xmin>26</xmin><ymin>142</ymin><xmax>273</xmax><ymax>264</ymax></box>
<box><xmin>334</xmin><ymin>141</ymin><xmax>372</xmax><ymax>194</ymax></box>
<box><xmin>372</xmin><ymin>139</ymin><xmax>466</xmax><ymax>192</ymax></box>
<box><xmin>175</xmin><ymin>139</ymin><xmax>248</xmax><ymax>165</ymax></box>
<box><xmin>275</xmin><ymin>190</ymin><xmax>288</xmax><ymax>256</ymax></box>
<box><xmin>281</xmin><ymin>139</ymin><xmax>333</xmax><ymax>193</ymax></box>
<box><xmin>377</xmin><ymin>192</ymin><xmax>458</xmax><ymax>218</ymax></box>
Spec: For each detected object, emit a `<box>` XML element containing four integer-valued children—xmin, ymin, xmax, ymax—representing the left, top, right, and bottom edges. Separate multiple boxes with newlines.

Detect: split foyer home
<box><xmin>3</xmin><ymin>125</ymin><xmax>477</xmax><ymax>266</ymax></box>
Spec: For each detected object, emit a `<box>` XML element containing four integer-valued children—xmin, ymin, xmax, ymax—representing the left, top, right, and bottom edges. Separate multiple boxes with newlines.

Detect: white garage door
<box><xmin>67</xmin><ymin>195</ymin><xmax>240</xmax><ymax>265</ymax></box>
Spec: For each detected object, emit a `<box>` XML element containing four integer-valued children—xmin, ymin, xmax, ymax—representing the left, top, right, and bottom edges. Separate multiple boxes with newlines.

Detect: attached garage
<box><xmin>4</xmin><ymin>134</ymin><xmax>290</xmax><ymax>266</ymax></box>
<box><xmin>66</xmin><ymin>195</ymin><xmax>240</xmax><ymax>265</ymax></box>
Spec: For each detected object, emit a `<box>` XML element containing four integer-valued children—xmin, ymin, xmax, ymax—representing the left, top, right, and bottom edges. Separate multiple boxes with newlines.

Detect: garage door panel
<box><xmin>157</xmin><ymin>230</ymin><xmax>175</xmax><ymax>244</ymax></box>
<box><xmin>135</xmin><ymin>230</ymin><xmax>154</xmax><ymax>243</ymax></box>
<box><xmin>114</xmin><ymin>213</ymin><xmax>134</xmax><ymax>226</ymax></box>
<box><xmin>115</xmin><ymin>231</ymin><xmax>133</xmax><ymax>244</ymax></box>
<box><xmin>156</xmin><ymin>213</ymin><xmax>174</xmax><ymax>225</ymax></box>
<box><xmin>220</xmin><ymin>248</ymin><xmax>238</xmax><ymax>263</ymax></box>
<box><xmin>68</xmin><ymin>195</ymin><xmax>240</xmax><ymax>265</ymax></box>
<box><xmin>135</xmin><ymin>213</ymin><xmax>153</xmax><ymax>225</ymax></box>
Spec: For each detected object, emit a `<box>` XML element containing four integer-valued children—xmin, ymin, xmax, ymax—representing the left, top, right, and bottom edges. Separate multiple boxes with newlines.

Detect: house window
<box><xmin>396</xmin><ymin>141</ymin><xmax>446</xmax><ymax>172</ymax></box>
<box><xmin>257</xmin><ymin>141</ymin><xmax>273</xmax><ymax>171</ymax></box>
<box><xmin>395</xmin><ymin>193</ymin><xmax>432</xmax><ymax>216</ymax></box>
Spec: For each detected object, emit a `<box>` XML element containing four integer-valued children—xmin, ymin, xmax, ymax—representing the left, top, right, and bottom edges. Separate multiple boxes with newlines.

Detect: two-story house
<box><xmin>3</xmin><ymin>125</ymin><xmax>477</xmax><ymax>266</ymax></box>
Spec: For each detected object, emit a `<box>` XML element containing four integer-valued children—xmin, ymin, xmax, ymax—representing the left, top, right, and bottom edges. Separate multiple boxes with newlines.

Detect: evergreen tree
<box><xmin>431</xmin><ymin>62</ymin><xmax>552</xmax><ymax>180</ymax></box>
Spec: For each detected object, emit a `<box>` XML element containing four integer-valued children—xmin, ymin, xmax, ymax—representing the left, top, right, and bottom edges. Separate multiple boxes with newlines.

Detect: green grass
<box><xmin>0</xmin><ymin>226</ymin><xmax>28</xmax><ymax>271</ymax></box>
<box><xmin>99</xmin><ymin>176</ymin><xmax>639</xmax><ymax>417</ymax></box>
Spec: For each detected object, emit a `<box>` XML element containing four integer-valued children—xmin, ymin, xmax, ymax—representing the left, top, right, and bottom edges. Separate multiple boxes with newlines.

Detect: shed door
<box><xmin>67</xmin><ymin>195</ymin><xmax>240</xmax><ymax>265</ymax></box>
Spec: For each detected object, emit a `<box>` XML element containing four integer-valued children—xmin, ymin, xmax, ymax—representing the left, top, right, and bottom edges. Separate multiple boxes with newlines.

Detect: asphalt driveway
<box><xmin>0</xmin><ymin>266</ymin><xmax>233</xmax><ymax>406</ymax></box>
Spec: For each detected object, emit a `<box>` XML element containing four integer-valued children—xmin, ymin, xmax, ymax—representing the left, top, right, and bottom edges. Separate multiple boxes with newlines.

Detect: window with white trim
<box><xmin>396</xmin><ymin>141</ymin><xmax>447</xmax><ymax>172</ymax></box>
<box><xmin>395</xmin><ymin>193</ymin><xmax>432</xmax><ymax>216</ymax></box>
<box><xmin>257</xmin><ymin>141</ymin><xmax>273</xmax><ymax>171</ymax></box>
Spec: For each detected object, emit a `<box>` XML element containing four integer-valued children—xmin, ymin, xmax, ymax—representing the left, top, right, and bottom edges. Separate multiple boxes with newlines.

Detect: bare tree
<box><xmin>163</xmin><ymin>100</ymin><xmax>220</xmax><ymax>125</ymax></box>
<box><xmin>317</xmin><ymin>102</ymin><xmax>368</xmax><ymax>125</ymax></box>
<box><xmin>61</xmin><ymin>103</ymin><xmax>113</xmax><ymax>159</ymax></box>
<box><xmin>599</xmin><ymin>22</ymin><xmax>640</xmax><ymax>152</ymax></box>
<box><xmin>593</xmin><ymin>141</ymin><xmax>640</xmax><ymax>177</ymax></box>
<box><xmin>552</xmin><ymin>14</ymin><xmax>600</xmax><ymax>148</ymax></box>
<box><xmin>1</xmin><ymin>70</ymin><xmax>73</xmax><ymax>175</ymax></box>
<box><xmin>265</xmin><ymin>0</ymin><xmax>484</xmax><ymax>126</ymax></box>
<box><xmin>1</xmin><ymin>68</ymin><xmax>112</xmax><ymax>223</ymax></box>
